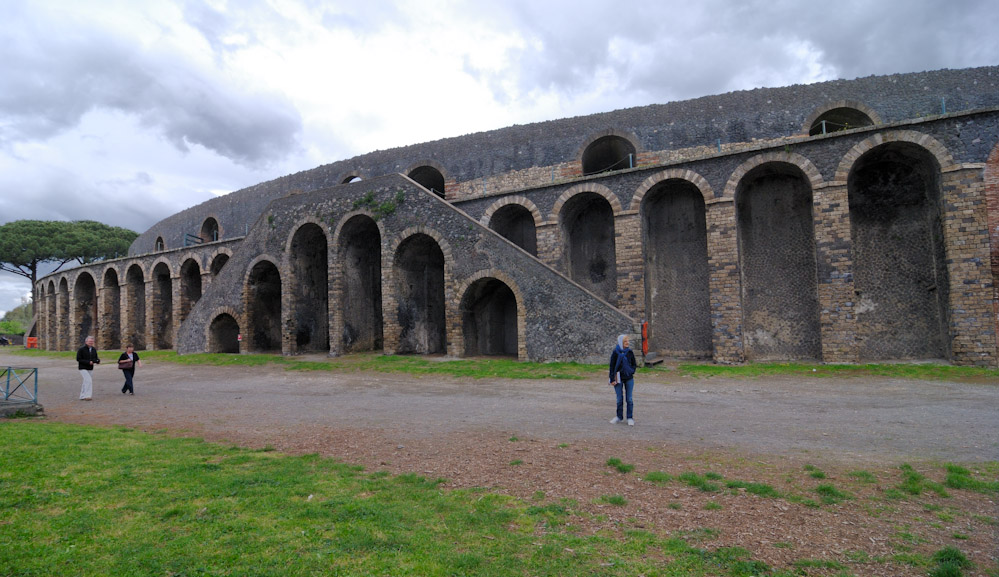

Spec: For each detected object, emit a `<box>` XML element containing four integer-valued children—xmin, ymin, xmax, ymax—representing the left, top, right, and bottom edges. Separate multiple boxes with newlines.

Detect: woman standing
<box><xmin>118</xmin><ymin>344</ymin><xmax>141</xmax><ymax>395</ymax></box>
<box><xmin>608</xmin><ymin>334</ymin><xmax>637</xmax><ymax>426</ymax></box>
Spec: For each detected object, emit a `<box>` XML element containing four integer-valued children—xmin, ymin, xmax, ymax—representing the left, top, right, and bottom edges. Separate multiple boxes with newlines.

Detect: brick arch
<box><xmin>242</xmin><ymin>254</ymin><xmax>284</xmax><ymax>286</ymax></box>
<box><xmin>480</xmin><ymin>196</ymin><xmax>544</xmax><ymax>229</ymax></box>
<box><xmin>199</xmin><ymin>214</ymin><xmax>223</xmax><ymax>242</ymax></box>
<box><xmin>550</xmin><ymin>183</ymin><xmax>623</xmax><ymax>224</ymax></box>
<box><xmin>723</xmin><ymin>151</ymin><xmax>825</xmax><ymax>202</ymax></box>
<box><xmin>330</xmin><ymin>210</ymin><xmax>388</xmax><ymax>250</ymax></box>
<box><xmin>834</xmin><ymin>130</ymin><xmax>956</xmax><ymax>182</ymax></box>
<box><xmin>389</xmin><ymin>226</ymin><xmax>455</xmax><ymax>266</ymax></box>
<box><xmin>390</xmin><ymin>227</ymin><xmax>454</xmax><ymax>355</ymax></box>
<box><xmin>404</xmin><ymin>159</ymin><xmax>449</xmax><ymax>198</ymax></box>
<box><xmin>148</xmin><ymin>257</ymin><xmax>176</xmax><ymax>278</ymax></box>
<box><xmin>338</xmin><ymin>170</ymin><xmax>369</xmax><ymax>184</ymax></box>
<box><xmin>455</xmin><ymin>268</ymin><xmax>527</xmax><ymax>361</ymax></box>
<box><xmin>803</xmin><ymin>100</ymin><xmax>882</xmax><ymax>135</ymax></box>
<box><xmin>332</xmin><ymin>212</ymin><xmax>386</xmax><ymax>354</ymax></box>
<box><xmin>282</xmin><ymin>217</ymin><xmax>332</xmax><ymax>257</ymax></box>
<box><xmin>632</xmin><ymin>168</ymin><xmax>715</xmax><ymax>211</ymax></box>
<box><xmin>575</xmin><ymin>128</ymin><xmax>643</xmax><ymax>161</ymax></box>
<box><xmin>283</xmin><ymin>219</ymin><xmax>331</xmax><ymax>353</ymax></box>
<box><xmin>204</xmin><ymin>306</ymin><xmax>242</xmax><ymax>354</ymax></box>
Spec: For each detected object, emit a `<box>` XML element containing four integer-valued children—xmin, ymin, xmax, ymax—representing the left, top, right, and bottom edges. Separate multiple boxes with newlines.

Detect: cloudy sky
<box><xmin>1</xmin><ymin>0</ymin><xmax>997</xmax><ymax>317</ymax></box>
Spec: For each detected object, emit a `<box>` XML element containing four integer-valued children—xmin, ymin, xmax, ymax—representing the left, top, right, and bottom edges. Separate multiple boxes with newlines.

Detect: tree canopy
<box><xmin>0</xmin><ymin>220</ymin><xmax>139</xmax><ymax>302</ymax></box>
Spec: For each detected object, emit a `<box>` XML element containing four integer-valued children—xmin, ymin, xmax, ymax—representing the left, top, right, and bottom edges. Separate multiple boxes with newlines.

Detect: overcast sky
<box><xmin>1</xmin><ymin>0</ymin><xmax>997</xmax><ymax>317</ymax></box>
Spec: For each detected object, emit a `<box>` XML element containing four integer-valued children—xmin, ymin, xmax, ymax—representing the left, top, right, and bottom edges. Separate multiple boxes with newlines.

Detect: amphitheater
<box><xmin>33</xmin><ymin>66</ymin><xmax>999</xmax><ymax>366</ymax></box>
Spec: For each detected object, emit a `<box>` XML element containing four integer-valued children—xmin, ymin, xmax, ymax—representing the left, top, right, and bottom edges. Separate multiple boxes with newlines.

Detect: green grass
<box><xmin>605</xmin><ymin>458</ymin><xmax>635</xmax><ymax>474</ymax></box>
<box><xmin>2</xmin><ymin>421</ymin><xmax>805</xmax><ymax>577</ymax></box>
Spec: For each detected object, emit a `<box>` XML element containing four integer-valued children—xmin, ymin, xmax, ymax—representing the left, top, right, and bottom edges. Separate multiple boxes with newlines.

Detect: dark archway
<box><xmin>489</xmin><ymin>204</ymin><xmax>538</xmax><ymax>256</ymax></box>
<box><xmin>155</xmin><ymin>237</ymin><xmax>165</xmax><ymax>251</ymax></box>
<box><xmin>209</xmin><ymin>314</ymin><xmax>240</xmax><ymax>354</ymax></box>
<box><xmin>125</xmin><ymin>265</ymin><xmax>145</xmax><ymax>350</ymax></box>
<box><xmin>809</xmin><ymin>107</ymin><xmax>874</xmax><ymax>136</ymax></box>
<box><xmin>582</xmin><ymin>135</ymin><xmax>636</xmax><ymax>175</ymax></box>
<box><xmin>736</xmin><ymin>163</ymin><xmax>821</xmax><ymax>361</ymax></box>
<box><xmin>394</xmin><ymin>234</ymin><xmax>446</xmax><ymax>354</ymax></box>
<box><xmin>642</xmin><ymin>180</ymin><xmax>712</xmax><ymax>358</ymax></box>
<box><xmin>179</xmin><ymin>259</ymin><xmax>202</xmax><ymax>325</ymax></box>
<box><xmin>339</xmin><ymin>215</ymin><xmax>383</xmax><ymax>352</ymax></box>
<box><xmin>200</xmin><ymin>218</ymin><xmax>219</xmax><ymax>242</ymax></box>
<box><xmin>101</xmin><ymin>269</ymin><xmax>121</xmax><ymax>350</ymax></box>
<box><xmin>461</xmin><ymin>278</ymin><xmax>517</xmax><ymax>357</ymax></box>
<box><xmin>290</xmin><ymin>223</ymin><xmax>329</xmax><ymax>353</ymax></box>
<box><xmin>57</xmin><ymin>278</ymin><xmax>69</xmax><ymax>350</ymax></box>
<box><xmin>151</xmin><ymin>262</ymin><xmax>173</xmax><ymax>349</ymax></box>
<box><xmin>73</xmin><ymin>273</ymin><xmax>97</xmax><ymax>348</ymax></box>
<box><xmin>560</xmin><ymin>193</ymin><xmax>617</xmax><ymax>302</ymax></box>
<box><xmin>210</xmin><ymin>253</ymin><xmax>230</xmax><ymax>276</ymax></box>
<box><xmin>45</xmin><ymin>281</ymin><xmax>56</xmax><ymax>350</ymax></box>
<box><xmin>408</xmin><ymin>166</ymin><xmax>445</xmax><ymax>198</ymax></box>
<box><xmin>848</xmin><ymin>142</ymin><xmax>950</xmax><ymax>361</ymax></box>
<box><xmin>246</xmin><ymin>260</ymin><xmax>282</xmax><ymax>352</ymax></box>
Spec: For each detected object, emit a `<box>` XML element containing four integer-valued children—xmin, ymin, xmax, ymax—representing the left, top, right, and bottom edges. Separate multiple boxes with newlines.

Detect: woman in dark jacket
<box><xmin>608</xmin><ymin>334</ymin><xmax>637</xmax><ymax>426</ymax></box>
<box><xmin>118</xmin><ymin>344</ymin><xmax>141</xmax><ymax>395</ymax></box>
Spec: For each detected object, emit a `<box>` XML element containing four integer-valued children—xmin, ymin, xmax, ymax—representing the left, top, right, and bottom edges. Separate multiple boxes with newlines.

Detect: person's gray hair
<box><xmin>617</xmin><ymin>334</ymin><xmax>627</xmax><ymax>349</ymax></box>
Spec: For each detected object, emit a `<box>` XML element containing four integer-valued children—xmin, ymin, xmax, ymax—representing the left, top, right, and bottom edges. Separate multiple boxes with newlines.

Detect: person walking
<box><xmin>117</xmin><ymin>344</ymin><xmax>141</xmax><ymax>395</ymax></box>
<box><xmin>608</xmin><ymin>334</ymin><xmax>637</xmax><ymax>426</ymax></box>
<box><xmin>76</xmin><ymin>335</ymin><xmax>100</xmax><ymax>400</ymax></box>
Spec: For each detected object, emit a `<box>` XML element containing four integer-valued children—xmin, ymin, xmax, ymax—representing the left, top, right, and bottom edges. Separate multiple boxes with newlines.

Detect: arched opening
<box><xmin>290</xmin><ymin>223</ymin><xmax>329</xmax><ymax>353</ymax></box>
<box><xmin>209</xmin><ymin>313</ymin><xmax>240</xmax><ymax>354</ymax></box>
<box><xmin>809</xmin><ymin>107</ymin><xmax>874</xmax><ymax>136</ymax></box>
<box><xmin>339</xmin><ymin>215</ymin><xmax>383</xmax><ymax>352</ymax></box>
<box><xmin>151</xmin><ymin>262</ymin><xmax>173</xmax><ymax>349</ymax></box>
<box><xmin>45</xmin><ymin>281</ymin><xmax>56</xmax><ymax>350</ymax></box>
<box><xmin>73</xmin><ymin>273</ymin><xmax>97</xmax><ymax>348</ymax></box>
<box><xmin>736</xmin><ymin>163</ymin><xmax>821</xmax><ymax>361</ymax></box>
<box><xmin>246</xmin><ymin>261</ymin><xmax>282</xmax><ymax>352</ymax></box>
<box><xmin>560</xmin><ymin>193</ymin><xmax>617</xmax><ymax>302</ymax></box>
<box><xmin>125</xmin><ymin>265</ymin><xmax>146</xmax><ymax>350</ymax></box>
<box><xmin>200</xmin><ymin>218</ymin><xmax>220</xmax><ymax>242</ymax></box>
<box><xmin>642</xmin><ymin>180</ymin><xmax>712</xmax><ymax>358</ymax></box>
<box><xmin>408</xmin><ymin>166</ymin><xmax>445</xmax><ymax>198</ymax></box>
<box><xmin>101</xmin><ymin>269</ymin><xmax>121</xmax><ymax>350</ymax></box>
<box><xmin>179</xmin><ymin>259</ymin><xmax>202</xmax><ymax>325</ymax></box>
<box><xmin>582</xmin><ymin>135</ymin><xmax>636</xmax><ymax>175</ymax></box>
<box><xmin>394</xmin><ymin>234</ymin><xmax>446</xmax><ymax>354</ymax></box>
<box><xmin>461</xmin><ymin>278</ymin><xmax>517</xmax><ymax>357</ymax></box>
<box><xmin>342</xmin><ymin>175</ymin><xmax>363</xmax><ymax>184</ymax></box>
<box><xmin>57</xmin><ymin>278</ymin><xmax>69</xmax><ymax>350</ymax></box>
<box><xmin>489</xmin><ymin>204</ymin><xmax>538</xmax><ymax>256</ymax></box>
<box><xmin>848</xmin><ymin>142</ymin><xmax>950</xmax><ymax>361</ymax></box>
<box><xmin>155</xmin><ymin>237</ymin><xmax>165</xmax><ymax>251</ymax></box>
<box><xmin>210</xmin><ymin>253</ymin><xmax>230</xmax><ymax>276</ymax></box>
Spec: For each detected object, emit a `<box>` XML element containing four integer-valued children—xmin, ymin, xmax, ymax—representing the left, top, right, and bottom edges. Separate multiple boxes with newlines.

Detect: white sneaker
<box><xmin>610</xmin><ymin>417</ymin><xmax>621</xmax><ymax>424</ymax></box>
<box><xmin>627</xmin><ymin>419</ymin><xmax>634</xmax><ymax>426</ymax></box>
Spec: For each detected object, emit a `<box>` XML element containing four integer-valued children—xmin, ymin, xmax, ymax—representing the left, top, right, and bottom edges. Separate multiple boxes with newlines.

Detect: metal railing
<box><xmin>2</xmin><ymin>367</ymin><xmax>38</xmax><ymax>403</ymax></box>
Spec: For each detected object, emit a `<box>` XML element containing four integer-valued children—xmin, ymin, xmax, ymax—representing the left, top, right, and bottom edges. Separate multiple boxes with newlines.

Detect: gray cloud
<box><xmin>0</xmin><ymin>2</ymin><xmax>303</xmax><ymax>167</ymax></box>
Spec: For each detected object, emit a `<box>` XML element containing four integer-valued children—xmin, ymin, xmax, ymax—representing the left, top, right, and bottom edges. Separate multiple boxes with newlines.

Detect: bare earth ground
<box><xmin>3</xmin><ymin>352</ymin><xmax>997</xmax><ymax>576</ymax></box>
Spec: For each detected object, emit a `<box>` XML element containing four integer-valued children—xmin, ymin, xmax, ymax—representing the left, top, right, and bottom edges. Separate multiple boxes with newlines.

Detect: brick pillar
<box><xmin>118</xmin><ymin>282</ymin><xmax>128</xmax><ymax>349</ymax></box>
<box><xmin>535</xmin><ymin>222</ymin><xmax>561</xmax><ymax>270</ymax></box>
<box><xmin>812</xmin><ymin>183</ymin><xmax>858</xmax><ymax>362</ymax></box>
<box><xmin>45</xmin><ymin>292</ymin><xmax>55</xmax><ymax>350</ymax></box>
<box><xmin>613</xmin><ymin>211</ymin><xmax>644</xmax><ymax>318</ymax></box>
<box><xmin>986</xmin><ymin>145</ymin><xmax>999</xmax><ymax>365</ymax></box>
<box><xmin>941</xmin><ymin>167</ymin><xmax>998</xmax><ymax>366</ymax></box>
<box><xmin>381</xmin><ymin>250</ymin><xmax>401</xmax><ymax>354</ymax></box>
<box><xmin>171</xmin><ymin>273</ymin><xmax>182</xmax><ymax>351</ymax></box>
<box><xmin>143</xmin><ymin>280</ymin><xmax>155</xmax><ymax>350</ymax></box>
<box><xmin>705</xmin><ymin>200</ymin><xmax>744</xmax><ymax>363</ymax></box>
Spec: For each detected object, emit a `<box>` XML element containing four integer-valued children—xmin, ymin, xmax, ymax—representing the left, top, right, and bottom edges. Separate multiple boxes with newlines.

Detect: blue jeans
<box><xmin>121</xmin><ymin>370</ymin><xmax>134</xmax><ymax>394</ymax></box>
<box><xmin>614</xmin><ymin>378</ymin><xmax>634</xmax><ymax>420</ymax></box>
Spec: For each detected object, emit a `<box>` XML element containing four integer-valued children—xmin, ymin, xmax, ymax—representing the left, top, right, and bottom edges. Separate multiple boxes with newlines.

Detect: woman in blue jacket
<box><xmin>608</xmin><ymin>334</ymin><xmax>637</xmax><ymax>426</ymax></box>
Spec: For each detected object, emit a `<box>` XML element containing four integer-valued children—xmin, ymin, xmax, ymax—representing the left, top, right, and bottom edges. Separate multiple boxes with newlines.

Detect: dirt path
<box><xmin>3</xmin><ymin>352</ymin><xmax>998</xmax><ymax>575</ymax></box>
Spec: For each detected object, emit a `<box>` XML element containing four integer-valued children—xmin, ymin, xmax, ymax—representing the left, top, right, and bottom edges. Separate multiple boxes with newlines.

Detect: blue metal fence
<box><xmin>2</xmin><ymin>367</ymin><xmax>38</xmax><ymax>403</ymax></box>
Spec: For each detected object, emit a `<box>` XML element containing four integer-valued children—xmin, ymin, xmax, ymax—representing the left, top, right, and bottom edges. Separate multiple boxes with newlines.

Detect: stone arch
<box><xmin>481</xmin><ymin>196</ymin><xmax>542</xmax><ymax>256</ymax></box>
<box><xmin>406</xmin><ymin>161</ymin><xmax>447</xmax><ymax>198</ymax></box>
<box><xmin>641</xmin><ymin>178</ymin><xmax>712</xmax><ymax>358</ymax></box>
<box><xmin>57</xmin><ymin>277</ymin><xmax>69</xmax><ymax>350</ymax></box>
<box><xmin>551</xmin><ymin>183</ymin><xmax>623</xmax><ymax>220</ymax></box>
<box><xmin>632</xmin><ymin>168</ymin><xmax>715</xmax><ymax>210</ymax></box>
<box><xmin>286</xmin><ymin>221</ymin><xmax>330</xmax><ymax>353</ymax></box>
<box><xmin>125</xmin><ymin>264</ymin><xmax>146</xmax><ymax>350</ymax></box>
<box><xmin>335</xmin><ymin>213</ymin><xmax>384</xmax><ymax>353</ymax></box>
<box><xmin>579</xmin><ymin>130</ymin><xmax>640</xmax><ymax>176</ymax></box>
<box><xmin>179</xmin><ymin>258</ymin><xmax>203</xmax><ymax>326</ymax></box>
<box><xmin>45</xmin><ymin>280</ymin><xmax>56</xmax><ymax>350</ymax></box>
<box><xmin>723</xmin><ymin>152</ymin><xmax>824</xmax><ymax>202</ymax></box>
<box><xmin>804</xmin><ymin>100</ymin><xmax>881</xmax><ymax>136</ymax></box>
<box><xmin>339</xmin><ymin>169</ymin><xmax>368</xmax><ymax>184</ymax></box>
<box><xmin>200</xmin><ymin>217</ymin><xmax>220</xmax><ymax>242</ymax></box>
<box><xmin>736</xmin><ymin>160</ymin><xmax>822</xmax><ymax>361</ymax></box>
<box><xmin>154</xmin><ymin>236</ymin><xmax>165</xmax><ymax>251</ymax></box>
<box><xmin>834</xmin><ymin>130</ymin><xmax>957</xmax><ymax>182</ymax></box>
<box><xmin>207</xmin><ymin>308</ymin><xmax>241</xmax><ymax>354</ymax></box>
<box><xmin>150</xmin><ymin>261</ymin><xmax>174</xmax><ymax>349</ymax></box>
<box><xmin>555</xmin><ymin>184</ymin><xmax>620</xmax><ymax>302</ymax></box>
<box><xmin>458</xmin><ymin>271</ymin><xmax>524</xmax><ymax>359</ymax></box>
<box><xmin>244</xmin><ymin>257</ymin><xmax>282</xmax><ymax>352</ymax></box>
<box><xmin>73</xmin><ymin>272</ymin><xmax>98</xmax><ymax>349</ymax></box>
<box><xmin>209</xmin><ymin>249</ymin><xmax>232</xmax><ymax>276</ymax></box>
<box><xmin>846</xmin><ymin>139</ymin><xmax>951</xmax><ymax>361</ymax></box>
<box><xmin>101</xmin><ymin>267</ymin><xmax>121</xmax><ymax>350</ymax></box>
<box><xmin>393</xmin><ymin>231</ymin><xmax>447</xmax><ymax>354</ymax></box>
